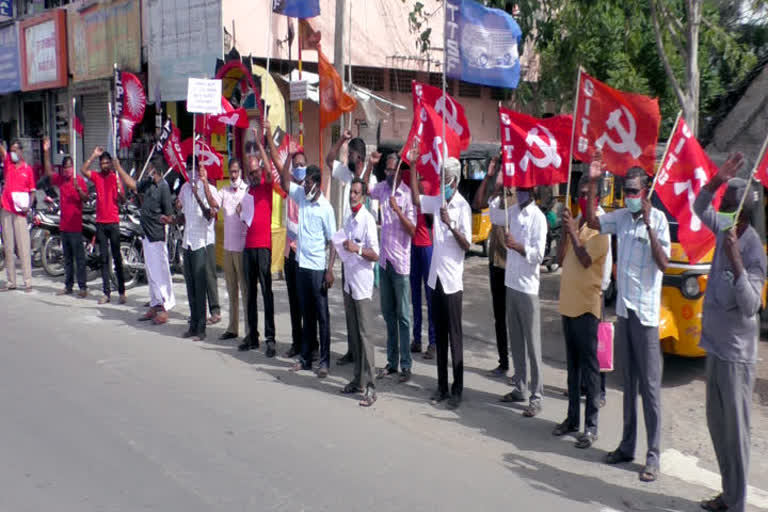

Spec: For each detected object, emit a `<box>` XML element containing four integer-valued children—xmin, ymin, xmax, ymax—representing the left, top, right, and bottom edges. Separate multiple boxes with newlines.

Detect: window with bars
<box><xmin>389</xmin><ymin>70</ymin><xmax>416</xmax><ymax>94</ymax></box>
<box><xmin>354</xmin><ymin>67</ymin><xmax>385</xmax><ymax>91</ymax></box>
<box><xmin>429</xmin><ymin>73</ymin><xmax>443</xmax><ymax>88</ymax></box>
<box><xmin>458</xmin><ymin>81</ymin><xmax>482</xmax><ymax>98</ymax></box>
<box><xmin>491</xmin><ymin>88</ymin><xmax>509</xmax><ymax>101</ymax></box>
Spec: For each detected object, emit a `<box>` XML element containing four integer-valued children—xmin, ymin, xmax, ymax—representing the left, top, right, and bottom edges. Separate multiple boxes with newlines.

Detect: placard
<box><xmin>290</xmin><ymin>80</ymin><xmax>308</xmax><ymax>101</ymax></box>
<box><xmin>186</xmin><ymin>78</ymin><xmax>222</xmax><ymax>114</ymax></box>
<box><xmin>0</xmin><ymin>23</ymin><xmax>20</xmax><ymax>94</ymax></box>
<box><xmin>19</xmin><ymin>10</ymin><xmax>68</xmax><ymax>91</ymax></box>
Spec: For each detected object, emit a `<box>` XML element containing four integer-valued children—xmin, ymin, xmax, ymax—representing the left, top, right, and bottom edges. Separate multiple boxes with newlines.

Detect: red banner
<box><xmin>655</xmin><ymin>118</ymin><xmax>720</xmax><ymax>263</ymax></box>
<box><xmin>498</xmin><ymin>107</ymin><xmax>572</xmax><ymax>188</ymax></box>
<box><xmin>162</xmin><ymin>121</ymin><xmax>188</xmax><ymax>181</ymax></box>
<box><xmin>405</xmin><ymin>81</ymin><xmax>470</xmax><ymax>156</ymax></box>
<box><xmin>266</xmin><ymin>130</ymin><xmax>291</xmax><ymax>198</ymax></box>
<box><xmin>573</xmin><ymin>70</ymin><xmax>661</xmax><ymax>175</ymax></box>
<box><xmin>181</xmin><ymin>138</ymin><xmax>223</xmax><ymax>182</ymax></box>
<box><xmin>411</xmin><ymin>102</ymin><xmax>462</xmax><ymax>194</ymax></box>
<box><xmin>756</xmin><ymin>138</ymin><xmax>768</xmax><ymax>190</ymax></box>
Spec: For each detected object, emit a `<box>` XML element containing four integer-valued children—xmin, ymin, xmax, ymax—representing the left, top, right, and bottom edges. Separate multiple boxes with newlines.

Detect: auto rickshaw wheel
<box><xmin>481</xmin><ymin>239</ymin><xmax>489</xmax><ymax>257</ymax></box>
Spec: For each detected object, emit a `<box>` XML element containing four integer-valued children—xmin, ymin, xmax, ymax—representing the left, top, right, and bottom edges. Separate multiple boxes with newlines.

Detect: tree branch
<box><xmin>650</xmin><ymin>0</ymin><xmax>686</xmax><ymax>108</ymax></box>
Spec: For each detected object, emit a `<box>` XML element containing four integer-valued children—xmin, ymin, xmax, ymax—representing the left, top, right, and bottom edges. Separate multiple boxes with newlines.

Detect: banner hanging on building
<box><xmin>0</xmin><ymin>23</ymin><xmax>20</xmax><ymax>94</ymax></box>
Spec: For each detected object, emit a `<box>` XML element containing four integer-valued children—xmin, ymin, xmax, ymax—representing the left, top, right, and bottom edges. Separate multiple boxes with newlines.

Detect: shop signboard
<box><xmin>19</xmin><ymin>9</ymin><xmax>68</xmax><ymax>91</ymax></box>
<box><xmin>0</xmin><ymin>22</ymin><xmax>20</xmax><ymax>93</ymax></box>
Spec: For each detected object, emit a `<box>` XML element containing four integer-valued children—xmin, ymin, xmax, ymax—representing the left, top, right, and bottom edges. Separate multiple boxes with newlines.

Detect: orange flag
<box><xmin>299</xmin><ymin>19</ymin><xmax>321</xmax><ymax>50</ymax></box>
<box><xmin>318</xmin><ymin>48</ymin><xmax>356</xmax><ymax>130</ymax></box>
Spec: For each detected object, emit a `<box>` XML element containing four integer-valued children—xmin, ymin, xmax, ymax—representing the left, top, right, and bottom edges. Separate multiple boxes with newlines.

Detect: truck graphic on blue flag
<box><xmin>445</xmin><ymin>0</ymin><xmax>523</xmax><ymax>89</ymax></box>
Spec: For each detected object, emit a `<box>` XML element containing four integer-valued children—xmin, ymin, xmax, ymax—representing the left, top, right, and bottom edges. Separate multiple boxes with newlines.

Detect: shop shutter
<box><xmin>81</xmin><ymin>93</ymin><xmax>110</xmax><ymax>166</ymax></box>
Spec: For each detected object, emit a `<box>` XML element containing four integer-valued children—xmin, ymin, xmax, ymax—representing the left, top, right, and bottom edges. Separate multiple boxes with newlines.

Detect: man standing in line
<box><xmin>239</xmin><ymin>135</ymin><xmax>277</xmax><ymax>357</ymax></box>
<box><xmin>217</xmin><ymin>157</ymin><xmax>248</xmax><ymax>341</ymax></box>
<box><xmin>331</xmin><ymin>177</ymin><xmax>380</xmax><ymax>406</ymax></box>
<box><xmin>411</xmin><ymin>156</ymin><xmax>471</xmax><ymax>409</ymax></box>
<box><xmin>370</xmin><ymin>153</ymin><xmax>416</xmax><ymax>383</ymax></box>
<box><xmin>42</xmin><ymin>137</ymin><xmax>88</xmax><ymax>298</ymax></box>
<box><xmin>497</xmin><ymin>184</ymin><xmax>548</xmax><ymax>418</ymax></box>
<box><xmin>176</xmin><ymin>159</ymin><xmax>220</xmax><ymax>341</ymax></box>
<box><xmin>80</xmin><ymin>147</ymin><xmax>128</xmax><ymax>305</ymax></box>
<box><xmin>114</xmin><ymin>154</ymin><xmax>176</xmax><ymax>324</ymax></box>
<box><xmin>0</xmin><ymin>139</ymin><xmax>35</xmax><ymax>292</ymax></box>
<box><xmin>553</xmin><ymin>175</ymin><xmax>610</xmax><ymax>448</ymax></box>
<box><xmin>473</xmin><ymin>156</ymin><xmax>510</xmax><ymax>376</ymax></box>
<box><xmin>280</xmin><ymin>163</ymin><xmax>336</xmax><ymax>377</ymax></box>
<box><xmin>694</xmin><ymin>153</ymin><xmax>765</xmax><ymax>512</ymax></box>
<box><xmin>585</xmin><ymin>154</ymin><xmax>670</xmax><ymax>483</ymax></box>
<box><xmin>409</xmin><ymin>169</ymin><xmax>437</xmax><ymax>360</ymax></box>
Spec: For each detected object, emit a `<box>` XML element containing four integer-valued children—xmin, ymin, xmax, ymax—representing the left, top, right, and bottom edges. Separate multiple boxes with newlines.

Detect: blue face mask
<box><xmin>292</xmin><ymin>166</ymin><xmax>307</xmax><ymax>181</ymax></box>
<box><xmin>516</xmin><ymin>190</ymin><xmax>531</xmax><ymax>206</ymax></box>
<box><xmin>443</xmin><ymin>183</ymin><xmax>455</xmax><ymax>201</ymax></box>
<box><xmin>625</xmin><ymin>197</ymin><xmax>642</xmax><ymax>213</ymax></box>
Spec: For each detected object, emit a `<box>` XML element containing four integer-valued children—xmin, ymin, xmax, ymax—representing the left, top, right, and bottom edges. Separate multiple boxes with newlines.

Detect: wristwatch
<box><xmin>358</xmin><ymin>246</ymin><xmax>363</xmax><ymax>256</ymax></box>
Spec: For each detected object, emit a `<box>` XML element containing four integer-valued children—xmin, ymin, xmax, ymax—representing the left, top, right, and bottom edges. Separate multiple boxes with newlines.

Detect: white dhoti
<box><xmin>143</xmin><ymin>239</ymin><xmax>176</xmax><ymax>311</ymax></box>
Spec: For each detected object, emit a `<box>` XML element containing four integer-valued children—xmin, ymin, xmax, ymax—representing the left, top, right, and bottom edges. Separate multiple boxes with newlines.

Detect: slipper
<box><xmin>340</xmin><ymin>383</ymin><xmax>362</xmax><ymax>394</ymax></box>
<box><xmin>0</xmin><ymin>285</ymin><xmax>17</xmax><ymax>292</ymax></box>
<box><xmin>700</xmin><ymin>495</ymin><xmax>728</xmax><ymax>511</ymax></box>
<box><xmin>639</xmin><ymin>465</ymin><xmax>658</xmax><ymax>482</ymax></box>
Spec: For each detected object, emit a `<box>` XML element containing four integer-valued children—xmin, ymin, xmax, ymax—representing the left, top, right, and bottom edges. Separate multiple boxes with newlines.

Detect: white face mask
<box><xmin>305</xmin><ymin>183</ymin><xmax>317</xmax><ymax>200</ymax></box>
<box><xmin>230</xmin><ymin>176</ymin><xmax>241</xmax><ymax>188</ymax></box>
<box><xmin>10</xmin><ymin>151</ymin><xmax>19</xmax><ymax>163</ymax></box>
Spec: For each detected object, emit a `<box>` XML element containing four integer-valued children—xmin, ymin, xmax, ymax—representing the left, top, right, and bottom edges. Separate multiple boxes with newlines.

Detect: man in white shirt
<box><xmin>176</xmin><ymin>159</ymin><xmax>220</xmax><ymax>341</ymax></box>
<box><xmin>329</xmin><ymin>178</ymin><xmax>380</xmax><ymax>406</ymax></box>
<box><xmin>412</xmin><ymin>157</ymin><xmax>471</xmax><ymax>410</ymax></box>
<box><xmin>499</xmin><ymin>185</ymin><xmax>548</xmax><ymax>418</ymax></box>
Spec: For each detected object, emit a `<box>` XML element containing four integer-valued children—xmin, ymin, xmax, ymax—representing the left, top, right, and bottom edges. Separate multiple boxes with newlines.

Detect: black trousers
<box><xmin>284</xmin><ymin>248</ymin><xmax>305</xmax><ymax>351</ymax></box>
<box><xmin>96</xmin><ymin>222</ymin><xmax>124</xmax><ymax>296</ymax></box>
<box><xmin>205</xmin><ymin>243</ymin><xmax>220</xmax><ymax>315</ymax></box>
<box><xmin>297</xmin><ymin>267</ymin><xmax>330</xmax><ymax>369</ymax></box>
<box><xmin>243</xmin><ymin>247</ymin><xmax>275</xmax><ymax>343</ymax></box>
<box><xmin>183</xmin><ymin>246</ymin><xmax>208</xmax><ymax>336</ymax></box>
<box><xmin>563</xmin><ymin>313</ymin><xmax>600</xmax><ymax>433</ymax></box>
<box><xmin>62</xmin><ymin>231</ymin><xmax>86</xmax><ymax>291</ymax></box>
<box><xmin>489</xmin><ymin>264</ymin><xmax>508</xmax><ymax>370</ymax></box>
<box><xmin>433</xmin><ymin>278</ymin><xmax>463</xmax><ymax>396</ymax></box>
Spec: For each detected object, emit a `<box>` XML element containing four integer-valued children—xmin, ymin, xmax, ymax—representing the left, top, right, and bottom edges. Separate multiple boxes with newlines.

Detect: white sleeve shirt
<box><xmin>341</xmin><ymin>207</ymin><xmax>379</xmax><ymax>300</ymax></box>
<box><xmin>421</xmin><ymin>193</ymin><xmax>472</xmax><ymax>294</ymax></box>
<box><xmin>504</xmin><ymin>202</ymin><xmax>548</xmax><ymax>295</ymax></box>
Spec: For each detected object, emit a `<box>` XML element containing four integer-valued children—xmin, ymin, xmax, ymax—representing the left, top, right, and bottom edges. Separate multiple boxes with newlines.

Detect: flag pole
<box><xmin>648</xmin><ymin>111</ymin><xmax>682</xmax><ymax>198</ymax></box>
<box><xmin>108</xmin><ymin>101</ymin><xmax>115</xmax><ymax>155</ymax></box>
<box><xmin>136</xmin><ymin>145</ymin><xmax>156</xmax><ymax>182</ymax></box>
<box><xmin>498</xmin><ymin>101</ymin><xmax>509</xmax><ymax>233</ymax></box>
<box><xmin>265</xmin><ymin>6</ymin><xmax>273</xmax><ymax>131</ymax></box>
<box><xmin>564</xmin><ymin>66</ymin><xmax>583</xmax><ymax>207</ymax></box>
<box><xmin>441</xmin><ymin>1</ymin><xmax>447</xmax><ymax>207</ymax></box>
<box><xmin>298</xmin><ymin>19</ymin><xmax>304</xmax><ymax>147</ymax></box>
<box><xmin>192</xmin><ymin>113</ymin><xmax>197</xmax><ymax>182</ymax></box>
<box><xmin>733</xmin><ymin>133</ymin><xmax>768</xmax><ymax>221</ymax></box>
<box><xmin>72</xmin><ymin>97</ymin><xmax>77</xmax><ymax>175</ymax></box>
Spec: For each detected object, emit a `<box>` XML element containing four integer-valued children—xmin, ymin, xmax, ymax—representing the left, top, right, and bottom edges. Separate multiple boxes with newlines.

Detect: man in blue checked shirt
<box><xmin>585</xmin><ymin>152</ymin><xmax>670</xmax><ymax>484</ymax></box>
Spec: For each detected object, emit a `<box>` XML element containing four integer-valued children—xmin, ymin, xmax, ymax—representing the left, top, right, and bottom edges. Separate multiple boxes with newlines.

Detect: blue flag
<box><xmin>445</xmin><ymin>0</ymin><xmax>523</xmax><ymax>89</ymax></box>
<box><xmin>272</xmin><ymin>0</ymin><xmax>320</xmax><ymax>19</ymax></box>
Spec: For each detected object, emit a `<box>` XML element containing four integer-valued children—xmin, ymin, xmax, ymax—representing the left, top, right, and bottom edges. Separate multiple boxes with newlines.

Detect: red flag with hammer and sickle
<box><xmin>573</xmin><ymin>70</ymin><xmax>661</xmax><ymax>175</ymax></box>
<box><xmin>498</xmin><ymin>106</ymin><xmax>573</xmax><ymax>188</ymax></box>
<box><xmin>404</xmin><ymin>81</ymin><xmax>471</xmax><ymax>157</ymax></box>
<box><xmin>756</xmin><ymin>136</ymin><xmax>768</xmax><ymax>191</ymax></box>
<box><xmin>162</xmin><ymin>121</ymin><xmax>188</xmax><ymax>181</ymax></box>
<box><xmin>181</xmin><ymin>138</ymin><xmax>224</xmax><ymax>182</ymax></box>
<box><xmin>412</xmin><ymin>102</ymin><xmax>462</xmax><ymax>194</ymax></box>
<box><xmin>655</xmin><ymin>118</ymin><xmax>721</xmax><ymax>263</ymax></box>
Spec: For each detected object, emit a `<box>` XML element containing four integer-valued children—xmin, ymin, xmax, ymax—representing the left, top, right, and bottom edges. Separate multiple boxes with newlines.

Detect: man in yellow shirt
<box><xmin>553</xmin><ymin>175</ymin><xmax>610</xmax><ymax>449</ymax></box>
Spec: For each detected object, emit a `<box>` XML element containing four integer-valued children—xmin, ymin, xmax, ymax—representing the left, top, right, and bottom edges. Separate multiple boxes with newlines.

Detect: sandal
<box><xmin>340</xmin><ymin>383</ymin><xmax>362</xmax><ymax>394</ymax></box>
<box><xmin>700</xmin><ymin>495</ymin><xmax>728</xmax><ymax>511</ymax></box>
<box><xmin>639</xmin><ymin>465</ymin><xmax>658</xmax><ymax>482</ymax></box>
<box><xmin>359</xmin><ymin>389</ymin><xmax>377</xmax><ymax>407</ymax></box>
<box><xmin>522</xmin><ymin>402</ymin><xmax>542</xmax><ymax>417</ymax></box>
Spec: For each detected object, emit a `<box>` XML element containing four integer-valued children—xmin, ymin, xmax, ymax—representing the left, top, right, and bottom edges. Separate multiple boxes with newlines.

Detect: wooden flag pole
<box><xmin>136</xmin><ymin>145</ymin><xmax>156</xmax><ymax>182</ymax></box>
<box><xmin>192</xmin><ymin>113</ymin><xmax>197</xmax><ymax>182</ymax></box>
<box><xmin>72</xmin><ymin>97</ymin><xmax>77</xmax><ymax>175</ymax></box>
<box><xmin>733</xmin><ymin>133</ymin><xmax>768</xmax><ymax>221</ymax></box>
<box><xmin>497</xmin><ymin>102</ymin><xmax>510</xmax><ymax>233</ymax></box>
<box><xmin>298</xmin><ymin>21</ymin><xmax>304</xmax><ymax>147</ymax></box>
<box><xmin>564</xmin><ymin>66</ymin><xmax>583</xmax><ymax>207</ymax></box>
<box><xmin>648</xmin><ymin>111</ymin><xmax>682</xmax><ymax>198</ymax></box>
<box><xmin>441</xmin><ymin>1</ymin><xmax>447</xmax><ymax>206</ymax></box>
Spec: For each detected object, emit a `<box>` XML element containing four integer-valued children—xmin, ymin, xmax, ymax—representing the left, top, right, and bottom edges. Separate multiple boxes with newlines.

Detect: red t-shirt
<box><xmin>90</xmin><ymin>171</ymin><xmax>121</xmax><ymax>224</ymax></box>
<box><xmin>245</xmin><ymin>182</ymin><xmax>273</xmax><ymax>249</ymax></box>
<box><xmin>52</xmin><ymin>174</ymin><xmax>87</xmax><ymax>233</ymax></box>
<box><xmin>1</xmin><ymin>154</ymin><xmax>35</xmax><ymax>216</ymax></box>
<box><xmin>412</xmin><ymin>208</ymin><xmax>432</xmax><ymax>247</ymax></box>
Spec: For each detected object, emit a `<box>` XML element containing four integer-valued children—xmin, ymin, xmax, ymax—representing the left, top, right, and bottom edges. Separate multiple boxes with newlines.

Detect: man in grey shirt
<box><xmin>694</xmin><ymin>153</ymin><xmax>766</xmax><ymax>512</ymax></box>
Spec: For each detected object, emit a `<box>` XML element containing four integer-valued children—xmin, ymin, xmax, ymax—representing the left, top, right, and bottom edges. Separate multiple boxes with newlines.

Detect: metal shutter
<box><xmin>81</xmin><ymin>93</ymin><xmax>109</xmax><ymax>166</ymax></box>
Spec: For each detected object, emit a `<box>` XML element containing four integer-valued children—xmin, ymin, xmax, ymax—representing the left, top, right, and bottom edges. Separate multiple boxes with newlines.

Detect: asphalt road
<box><xmin>0</xmin><ymin>257</ymin><xmax>766</xmax><ymax>511</ymax></box>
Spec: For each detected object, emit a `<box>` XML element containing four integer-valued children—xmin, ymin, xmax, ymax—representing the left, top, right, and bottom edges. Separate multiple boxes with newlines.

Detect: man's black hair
<box><xmin>625</xmin><ymin>167</ymin><xmax>648</xmax><ymax>189</ymax></box>
<box><xmin>351</xmin><ymin>176</ymin><xmax>367</xmax><ymax>196</ymax></box>
<box><xmin>99</xmin><ymin>151</ymin><xmax>113</xmax><ymax>162</ymax></box>
<box><xmin>348</xmin><ymin>137</ymin><xmax>366</xmax><ymax>160</ymax></box>
<box><xmin>306</xmin><ymin>165</ymin><xmax>322</xmax><ymax>184</ymax></box>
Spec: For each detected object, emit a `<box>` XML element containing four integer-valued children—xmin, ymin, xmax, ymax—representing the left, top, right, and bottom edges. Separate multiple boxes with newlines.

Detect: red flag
<box><xmin>413</xmin><ymin>102</ymin><xmax>462</xmax><ymax>194</ymax></box>
<box><xmin>655</xmin><ymin>118</ymin><xmax>720</xmax><ymax>263</ymax></box>
<box><xmin>573</xmin><ymin>70</ymin><xmax>661</xmax><ymax>175</ymax></box>
<box><xmin>318</xmin><ymin>48</ymin><xmax>357</xmax><ymax>130</ymax></box>
<box><xmin>162</xmin><ymin>122</ymin><xmax>188</xmax><ymax>181</ymax></box>
<box><xmin>756</xmin><ymin>138</ymin><xmax>768</xmax><ymax>190</ymax></box>
<box><xmin>405</xmin><ymin>81</ymin><xmax>470</xmax><ymax>154</ymax></box>
<box><xmin>266</xmin><ymin>130</ymin><xmax>291</xmax><ymax>199</ymax></box>
<box><xmin>121</xmin><ymin>71</ymin><xmax>146</xmax><ymax>123</ymax></box>
<box><xmin>73</xmin><ymin>99</ymin><xmax>84</xmax><ymax>136</ymax></box>
<box><xmin>299</xmin><ymin>18</ymin><xmax>321</xmax><ymax>50</ymax></box>
<box><xmin>181</xmin><ymin>138</ymin><xmax>224</xmax><ymax>182</ymax></box>
<box><xmin>498</xmin><ymin>107</ymin><xmax>573</xmax><ymax>188</ymax></box>
<box><xmin>119</xmin><ymin>118</ymin><xmax>137</xmax><ymax>148</ymax></box>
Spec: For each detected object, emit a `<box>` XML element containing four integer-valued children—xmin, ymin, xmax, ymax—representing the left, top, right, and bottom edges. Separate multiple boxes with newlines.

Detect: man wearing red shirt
<box><xmin>0</xmin><ymin>139</ymin><xmax>35</xmax><ymax>292</ymax></box>
<box><xmin>80</xmin><ymin>147</ymin><xmax>127</xmax><ymax>305</ymax></box>
<box><xmin>42</xmin><ymin>138</ymin><xmax>88</xmax><ymax>297</ymax></box>
<box><xmin>239</xmin><ymin>137</ymin><xmax>276</xmax><ymax>356</ymax></box>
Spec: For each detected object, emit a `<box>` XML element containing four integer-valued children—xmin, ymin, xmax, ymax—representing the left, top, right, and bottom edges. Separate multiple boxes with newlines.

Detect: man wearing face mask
<box><xmin>411</xmin><ymin>156</ymin><xmax>471</xmax><ymax>409</ymax></box>
<box><xmin>498</xmin><ymin>184</ymin><xmax>548</xmax><ymax>419</ymax></box>
<box><xmin>370</xmin><ymin>152</ymin><xmax>417</xmax><ymax>383</ymax></box>
<box><xmin>585</xmin><ymin>153</ymin><xmax>669</xmax><ymax>483</ymax></box>
<box><xmin>114</xmin><ymin>155</ymin><xmax>175</xmax><ymax>325</ymax></box>
<box><xmin>0</xmin><ymin>139</ymin><xmax>35</xmax><ymax>292</ymax></box>
<box><xmin>239</xmin><ymin>135</ymin><xmax>277</xmax><ymax>356</ymax></box>
<box><xmin>43</xmin><ymin>137</ymin><xmax>88</xmax><ymax>297</ymax></box>
<box><xmin>693</xmin><ymin>153</ymin><xmax>766</xmax><ymax>512</ymax></box>
<box><xmin>280</xmin><ymin>163</ymin><xmax>336</xmax><ymax>377</ymax></box>
<box><xmin>217</xmin><ymin>157</ymin><xmax>249</xmax><ymax>341</ymax></box>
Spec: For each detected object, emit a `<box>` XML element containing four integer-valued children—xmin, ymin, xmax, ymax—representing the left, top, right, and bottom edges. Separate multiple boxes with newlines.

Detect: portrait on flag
<box><xmin>573</xmin><ymin>70</ymin><xmax>661</xmax><ymax>175</ymax></box>
<box><xmin>655</xmin><ymin>118</ymin><xmax>720</xmax><ymax>263</ymax></box>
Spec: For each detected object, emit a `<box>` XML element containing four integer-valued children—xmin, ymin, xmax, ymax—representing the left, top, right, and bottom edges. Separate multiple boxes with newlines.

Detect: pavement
<box><xmin>1</xmin><ymin>250</ymin><xmax>767</xmax><ymax>511</ymax></box>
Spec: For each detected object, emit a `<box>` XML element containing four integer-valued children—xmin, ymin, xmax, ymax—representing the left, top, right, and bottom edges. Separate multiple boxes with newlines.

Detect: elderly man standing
<box><xmin>412</xmin><ymin>156</ymin><xmax>471</xmax><ymax>409</ymax></box>
<box><xmin>553</xmin><ymin>175</ymin><xmax>610</xmax><ymax>448</ymax></box>
<box><xmin>694</xmin><ymin>154</ymin><xmax>766</xmax><ymax>512</ymax></box>
<box><xmin>585</xmin><ymin>153</ymin><xmax>670</xmax><ymax>483</ymax></box>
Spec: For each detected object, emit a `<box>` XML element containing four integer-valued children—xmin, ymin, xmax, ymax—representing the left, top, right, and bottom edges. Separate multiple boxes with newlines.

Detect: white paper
<box><xmin>489</xmin><ymin>205</ymin><xmax>507</xmax><ymax>226</ymax></box>
<box><xmin>186</xmin><ymin>78</ymin><xmax>222</xmax><ymax>114</ymax></box>
<box><xmin>11</xmin><ymin>192</ymin><xmax>29</xmax><ymax>212</ymax></box>
<box><xmin>239</xmin><ymin>193</ymin><xmax>254</xmax><ymax>227</ymax></box>
<box><xmin>332</xmin><ymin>229</ymin><xmax>359</xmax><ymax>267</ymax></box>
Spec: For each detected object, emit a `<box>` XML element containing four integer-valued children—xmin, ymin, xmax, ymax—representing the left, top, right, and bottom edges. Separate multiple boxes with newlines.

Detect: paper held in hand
<box><xmin>186</xmin><ymin>78</ymin><xmax>223</xmax><ymax>114</ymax></box>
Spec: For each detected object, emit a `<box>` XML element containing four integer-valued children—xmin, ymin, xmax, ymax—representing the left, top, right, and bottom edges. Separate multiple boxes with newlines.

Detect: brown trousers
<box><xmin>1</xmin><ymin>208</ymin><xmax>31</xmax><ymax>288</ymax></box>
<box><xmin>223</xmin><ymin>249</ymin><xmax>248</xmax><ymax>336</ymax></box>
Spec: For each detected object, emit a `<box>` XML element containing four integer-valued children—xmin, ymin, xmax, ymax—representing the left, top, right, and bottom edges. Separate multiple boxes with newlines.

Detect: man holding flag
<box><xmin>694</xmin><ymin>153</ymin><xmax>766</xmax><ymax>512</ymax></box>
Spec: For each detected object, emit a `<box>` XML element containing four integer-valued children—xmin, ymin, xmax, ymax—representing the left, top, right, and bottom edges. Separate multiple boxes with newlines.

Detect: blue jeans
<box><xmin>410</xmin><ymin>245</ymin><xmax>435</xmax><ymax>347</ymax></box>
<box><xmin>380</xmin><ymin>261</ymin><xmax>412</xmax><ymax>371</ymax></box>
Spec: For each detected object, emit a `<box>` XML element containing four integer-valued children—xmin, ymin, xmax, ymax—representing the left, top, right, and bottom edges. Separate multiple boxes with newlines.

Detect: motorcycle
<box><xmin>119</xmin><ymin>202</ymin><xmax>145</xmax><ymax>289</ymax></box>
